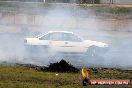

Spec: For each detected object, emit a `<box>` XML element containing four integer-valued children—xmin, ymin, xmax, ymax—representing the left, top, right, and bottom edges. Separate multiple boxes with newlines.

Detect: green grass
<box><xmin>0</xmin><ymin>66</ymin><xmax>131</xmax><ymax>88</ymax></box>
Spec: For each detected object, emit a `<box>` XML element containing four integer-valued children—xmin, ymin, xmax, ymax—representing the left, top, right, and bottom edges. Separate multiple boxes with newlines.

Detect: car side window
<box><xmin>50</xmin><ymin>33</ymin><xmax>63</xmax><ymax>41</ymax></box>
<box><xmin>63</xmin><ymin>33</ymin><xmax>82</xmax><ymax>42</ymax></box>
<box><xmin>70</xmin><ymin>35</ymin><xmax>82</xmax><ymax>42</ymax></box>
<box><xmin>39</xmin><ymin>32</ymin><xmax>82</xmax><ymax>42</ymax></box>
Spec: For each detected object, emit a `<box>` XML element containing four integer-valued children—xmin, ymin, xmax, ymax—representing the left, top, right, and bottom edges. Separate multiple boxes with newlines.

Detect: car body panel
<box><xmin>50</xmin><ymin>40</ymin><xmax>87</xmax><ymax>53</ymax></box>
<box><xmin>24</xmin><ymin>31</ymin><xmax>108</xmax><ymax>54</ymax></box>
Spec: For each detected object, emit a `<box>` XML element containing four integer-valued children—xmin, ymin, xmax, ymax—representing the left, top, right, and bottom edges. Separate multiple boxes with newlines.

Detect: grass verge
<box><xmin>0</xmin><ymin>66</ymin><xmax>131</xmax><ymax>88</ymax></box>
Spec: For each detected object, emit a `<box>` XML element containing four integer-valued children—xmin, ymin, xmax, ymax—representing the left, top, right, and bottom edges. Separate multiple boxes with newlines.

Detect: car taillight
<box><xmin>24</xmin><ymin>39</ymin><xmax>27</xmax><ymax>43</ymax></box>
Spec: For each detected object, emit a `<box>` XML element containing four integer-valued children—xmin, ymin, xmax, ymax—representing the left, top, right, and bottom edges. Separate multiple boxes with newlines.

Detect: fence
<box><xmin>0</xmin><ymin>0</ymin><xmax>132</xmax><ymax>4</ymax></box>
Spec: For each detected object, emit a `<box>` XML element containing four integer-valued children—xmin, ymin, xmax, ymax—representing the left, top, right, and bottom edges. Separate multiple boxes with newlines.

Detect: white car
<box><xmin>24</xmin><ymin>31</ymin><xmax>108</xmax><ymax>56</ymax></box>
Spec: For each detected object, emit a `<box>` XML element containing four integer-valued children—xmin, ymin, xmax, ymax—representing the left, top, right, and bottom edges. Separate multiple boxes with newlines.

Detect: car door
<box><xmin>48</xmin><ymin>32</ymin><xmax>67</xmax><ymax>53</ymax></box>
<box><xmin>50</xmin><ymin>32</ymin><xmax>86</xmax><ymax>53</ymax></box>
<box><xmin>61</xmin><ymin>33</ymin><xmax>86</xmax><ymax>53</ymax></box>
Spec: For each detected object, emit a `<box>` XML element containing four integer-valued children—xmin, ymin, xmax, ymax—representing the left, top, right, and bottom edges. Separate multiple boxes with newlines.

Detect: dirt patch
<box><xmin>44</xmin><ymin>59</ymin><xmax>79</xmax><ymax>73</ymax></box>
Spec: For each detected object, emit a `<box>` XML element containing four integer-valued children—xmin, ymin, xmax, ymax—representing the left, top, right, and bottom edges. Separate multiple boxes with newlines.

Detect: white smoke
<box><xmin>0</xmin><ymin>2</ymin><xmax>132</xmax><ymax>68</ymax></box>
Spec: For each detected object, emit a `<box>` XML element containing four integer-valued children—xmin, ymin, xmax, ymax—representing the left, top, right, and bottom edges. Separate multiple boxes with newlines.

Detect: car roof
<box><xmin>47</xmin><ymin>31</ymin><xmax>73</xmax><ymax>34</ymax></box>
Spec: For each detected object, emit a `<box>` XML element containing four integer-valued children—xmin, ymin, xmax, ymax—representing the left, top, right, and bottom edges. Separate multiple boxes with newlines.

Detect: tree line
<box><xmin>0</xmin><ymin>0</ymin><xmax>114</xmax><ymax>4</ymax></box>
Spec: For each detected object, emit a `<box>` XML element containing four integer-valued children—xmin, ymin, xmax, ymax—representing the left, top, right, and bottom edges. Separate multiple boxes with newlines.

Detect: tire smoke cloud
<box><xmin>0</xmin><ymin>2</ymin><xmax>132</xmax><ymax>69</ymax></box>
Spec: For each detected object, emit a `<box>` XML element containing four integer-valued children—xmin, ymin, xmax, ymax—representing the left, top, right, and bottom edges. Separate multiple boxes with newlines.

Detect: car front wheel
<box><xmin>86</xmin><ymin>46</ymin><xmax>99</xmax><ymax>57</ymax></box>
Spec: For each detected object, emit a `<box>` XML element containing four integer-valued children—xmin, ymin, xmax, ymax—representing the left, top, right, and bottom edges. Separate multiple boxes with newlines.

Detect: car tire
<box><xmin>86</xmin><ymin>46</ymin><xmax>99</xmax><ymax>57</ymax></box>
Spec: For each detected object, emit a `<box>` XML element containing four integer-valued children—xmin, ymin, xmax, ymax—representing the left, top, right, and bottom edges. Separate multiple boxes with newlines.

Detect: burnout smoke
<box><xmin>0</xmin><ymin>2</ymin><xmax>132</xmax><ymax>69</ymax></box>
